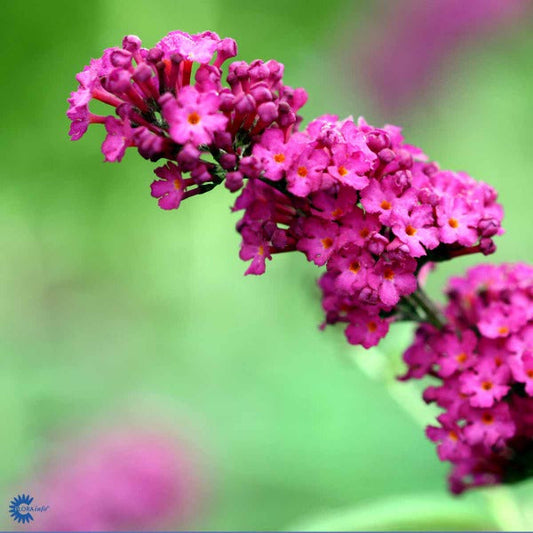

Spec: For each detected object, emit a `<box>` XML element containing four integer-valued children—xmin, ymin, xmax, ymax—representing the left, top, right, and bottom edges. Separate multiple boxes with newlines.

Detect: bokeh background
<box><xmin>1</xmin><ymin>0</ymin><xmax>533</xmax><ymax>530</ymax></box>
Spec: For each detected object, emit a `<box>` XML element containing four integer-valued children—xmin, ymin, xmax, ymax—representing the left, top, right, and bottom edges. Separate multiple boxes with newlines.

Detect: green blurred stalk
<box><xmin>351</xmin><ymin>347</ymin><xmax>528</xmax><ymax>531</ymax></box>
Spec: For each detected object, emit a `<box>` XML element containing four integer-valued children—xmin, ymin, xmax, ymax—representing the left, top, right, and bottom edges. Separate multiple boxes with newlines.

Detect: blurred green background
<box><xmin>1</xmin><ymin>0</ymin><xmax>532</xmax><ymax>530</ymax></box>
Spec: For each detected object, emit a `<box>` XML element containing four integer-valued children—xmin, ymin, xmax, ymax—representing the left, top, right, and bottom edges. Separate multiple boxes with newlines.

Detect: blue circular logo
<box><xmin>9</xmin><ymin>494</ymin><xmax>34</xmax><ymax>524</ymax></box>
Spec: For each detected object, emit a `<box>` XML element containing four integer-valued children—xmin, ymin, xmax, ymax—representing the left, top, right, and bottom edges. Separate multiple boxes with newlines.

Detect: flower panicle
<box><xmin>235</xmin><ymin>115</ymin><xmax>502</xmax><ymax>348</ymax></box>
<box><xmin>402</xmin><ymin>263</ymin><xmax>533</xmax><ymax>493</ymax></box>
<box><xmin>68</xmin><ymin>30</ymin><xmax>504</xmax><ymax>350</ymax></box>
<box><xmin>67</xmin><ymin>30</ymin><xmax>307</xmax><ymax>209</ymax></box>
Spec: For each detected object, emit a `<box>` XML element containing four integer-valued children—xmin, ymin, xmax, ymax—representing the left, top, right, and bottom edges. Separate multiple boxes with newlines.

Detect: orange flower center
<box><xmin>481</xmin><ymin>381</ymin><xmax>493</xmax><ymax>391</ymax></box>
<box><xmin>331</xmin><ymin>208</ymin><xmax>343</xmax><ymax>219</ymax></box>
<box><xmin>527</xmin><ymin>370</ymin><xmax>533</xmax><ymax>379</ymax></box>
<box><xmin>455</xmin><ymin>352</ymin><xmax>468</xmax><ymax>364</ymax></box>
<box><xmin>273</xmin><ymin>153</ymin><xmax>285</xmax><ymax>163</ymax></box>
<box><xmin>297</xmin><ymin>166</ymin><xmax>308</xmax><ymax>177</ymax></box>
<box><xmin>349</xmin><ymin>261</ymin><xmax>361</xmax><ymax>274</ymax></box>
<box><xmin>338</xmin><ymin>165</ymin><xmax>349</xmax><ymax>176</ymax></box>
<box><xmin>482</xmin><ymin>412</ymin><xmax>494</xmax><ymax>425</ymax></box>
<box><xmin>448</xmin><ymin>218</ymin><xmax>459</xmax><ymax>229</ymax></box>
<box><xmin>359</xmin><ymin>228</ymin><xmax>370</xmax><ymax>239</ymax></box>
<box><xmin>174</xmin><ymin>179</ymin><xmax>182</xmax><ymax>190</ymax></box>
<box><xmin>380</xmin><ymin>200</ymin><xmax>392</xmax><ymax>210</ymax></box>
<box><xmin>498</xmin><ymin>326</ymin><xmax>509</xmax><ymax>336</ymax></box>
<box><xmin>321</xmin><ymin>237</ymin><xmax>333</xmax><ymax>249</ymax></box>
<box><xmin>448</xmin><ymin>430</ymin><xmax>459</xmax><ymax>442</ymax></box>
<box><xmin>383</xmin><ymin>267</ymin><xmax>395</xmax><ymax>280</ymax></box>
<box><xmin>405</xmin><ymin>225</ymin><xmax>417</xmax><ymax>236</ymax></box>
<box><xmin>367</xmin><ymin>321</ymin><xmax>378</xmax><ymax>332</ymax></box>
<box><xmin>187</xmin><ymin>111</ymin><xmax>201</xmax><ymax>125</ymax></box>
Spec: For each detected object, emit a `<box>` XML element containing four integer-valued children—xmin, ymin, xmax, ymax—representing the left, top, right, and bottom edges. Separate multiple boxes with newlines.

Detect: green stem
<box><xmin>349</xmin><ymin>346</ymin><xmax>528</xmax><ymax>531</ymax></box>
<box><xmin>483</xmin><ymin>486</ymin><xmax>529</xmax><ymax>531</ymax></box>
<box><xmin>409</xmin><ymin>287</ymin><xmax>447</xmax><ymax>329</ymax></box>
<box><xmin>290</xmin><ymin>493</ymin><xmax>497</xmax><ymax>531</ymax></box>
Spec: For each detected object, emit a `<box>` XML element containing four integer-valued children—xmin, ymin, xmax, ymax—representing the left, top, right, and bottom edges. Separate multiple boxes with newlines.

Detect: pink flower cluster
<box><xmin>357</xmin><ymin>0</ymin><xmax>530</xmax><ymax>113</ymax></box>
<box><xmin>28</xmin><ymin>427</ymin><xmax>199</xmax><ymax>531</ymax></box>
<box><xmin>67</xmin><ymin>31</ymin><xmax>306</xmax><ymax>209</ymax></box>
<box><xmin>402</xmin><ymin>263</ymin><xmax>533</xmax><ymax>493</ymax></box>
<box><xmin>235</xmin><ymin>115</ymin><xmax>503</xmax><ymax>347</ymax></box>
<box><xmin>68</xmin><ymin>30</ymin><xmax>503</xmax><ymax>349</ymax></box>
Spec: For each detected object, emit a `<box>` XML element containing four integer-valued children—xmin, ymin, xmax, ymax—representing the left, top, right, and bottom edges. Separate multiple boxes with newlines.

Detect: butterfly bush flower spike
<box><xmin>67</xmin><ymin>31</ymin><xmax>307</xmax><ymax>205</ymax></box>
<box><xmin>68</xmin><ymin>30</ymin><xmax>503</xmax><ymax>351</ymax></box>
<box><xmin>402</xmin><ymin>264</ymin><xmax>533</xmax><ymax>493</ymax></box>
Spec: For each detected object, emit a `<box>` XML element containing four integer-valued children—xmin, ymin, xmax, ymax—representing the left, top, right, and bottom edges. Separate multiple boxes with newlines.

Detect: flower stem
<box><xmin>347</xmin><ymin>346</ymin><xmax>528</xmax><ymax>531</ymax></box>
<box><xmin>409</xmin><ymin>287</ymin><xmax>447</xmax><ymax>329</ymax></box>
<box><xmin>483</xmin><ymin>486</ymin><xmax>528</xmax><ymax>531</ymax></box>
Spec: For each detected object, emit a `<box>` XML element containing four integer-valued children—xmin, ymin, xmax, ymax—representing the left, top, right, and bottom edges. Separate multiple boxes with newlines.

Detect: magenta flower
<box><xmin>296</xmin><ymin>218</ymin><xmax>339</xmax><ymax>266</ymax></box>
<box><xmin>285</xmin><ymin>146</ymin><xmax>329</xmax><ymax>197</ymax></box>
<box><xmin>338</xmin><ymin>208</ymin><xmax>381</xmax><ymax>249</ymax></box>
<box><xmin>328</xmin><ymin>246</ymin><xmax>375</xmax><ymax>294</ymax></box>
<box><xmin>156</xmin><ymin>30</ymin><xmax>223</xmax><ymax>64</ymax></box>
<box><xmin>252</xmin><ymin>128</ymin><xmax>291</xmax><ymax>182</ymax></box>
<box><xmin>437</xmin><ymin>196</ymin><xmax>480</xmax><ymax>246</ymax></box>
<box><xmin>371</xmin><ymin>252</ymin><xmax>417</xmax><ymax>307</ymax></box>
<box><xmin>327</xmin><ymin>143</ymin><xmax>370</xmax><ymax>190</ymax></box>
<box><xmin>239</xmin><ymin>223</ymin><xmax>272</xmax><ymax>275</ymax></box>
<box><xmin>463</xmin><ymin>403</ymin><xmax>516</xmax><ymax>447</ymax></box>
<box><xmin>345</xmin><ymin>310</ymin><xmax>390</xmax><ymax>349</ymax></box>
<box><xmin>509</xmin><ymin>351</ymin><xmax>533</xmax><ymax>396</ymax></box>
<box><xmin>309</xmin><ymin>187</ymin><xmax>358</xmax><ymax>221</ymax></box>
<box><xmin>459</xmin><ymin>365</ymin><xmax>510</xmax><ymax>408</ymax></box>
<box><xmin>162</xmin><ymin>86</ymin><xmax>228</xmax><ymax>146</ymax></box>
<box><xmin>101</xmin><ymin>116</ymin><xmax>135</xmax><ymax>162</ymax></box>
<box><xmin>150</xmin><ymin>162</ymin><xmax>186</xmax><ymax>210</ymax></box>
<box><xmin>434</xmin><ymin>329</ymin><xmax>477</xmax><ymax>378</ymax></box>
<box><xmin>67</xmin><ymin>50</ymin><xmax>117</xmax><ymax>141</ymax></box>
<box><xmin>477</xmin><ymin>302</ymin><xmax>524</xmax><ymax>339</ymax></box>
<box><xmin>426</xmin><ymin>422</ymin><xmax>471</xmax><ymax>463</ymax></box>
<box><xmin>67</xmin><ymin>102</ymin><xmax>103</xmax><ymax>141</ymax></box>
<box><xmin>391</xmin><ymin>205</ymin><xmax>439</xmax><ymax>257</ymax></box>
<box><xmin>360</xmin><ymin>179</ymin><xmax>416</xmax><ymax>226</ymax></box>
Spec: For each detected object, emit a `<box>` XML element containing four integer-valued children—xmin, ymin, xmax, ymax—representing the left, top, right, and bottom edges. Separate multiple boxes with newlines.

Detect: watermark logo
<box><xmin>9</xmin><ymin>494</ymin><xmax>49</xmax><ymax>524</ymax></box>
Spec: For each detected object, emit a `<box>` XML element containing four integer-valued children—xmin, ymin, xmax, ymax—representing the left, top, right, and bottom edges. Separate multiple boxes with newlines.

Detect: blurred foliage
<box><xmin>1</xmin><ymin>0</ymin><xmax>532</xmax><ymax>530</ymax></box>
